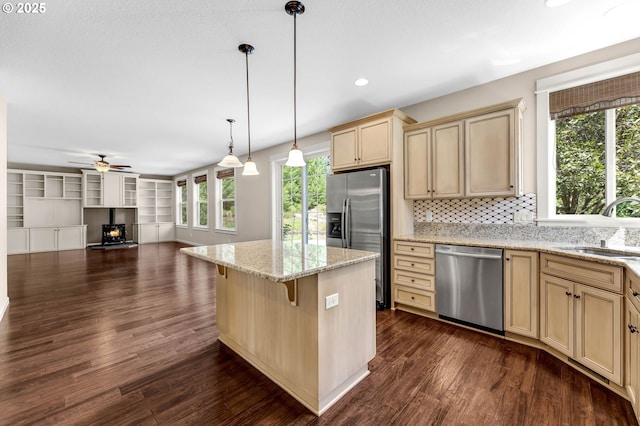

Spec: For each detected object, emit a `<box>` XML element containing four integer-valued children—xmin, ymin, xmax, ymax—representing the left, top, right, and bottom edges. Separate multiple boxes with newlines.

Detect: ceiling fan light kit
<box><xmin>68</xmin><ymin>154</ymin><xmax>131</xmax><ymax>173</ymax></box>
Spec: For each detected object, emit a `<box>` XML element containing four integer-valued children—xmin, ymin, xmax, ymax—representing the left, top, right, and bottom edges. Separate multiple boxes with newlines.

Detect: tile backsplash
<box><xmin>414</xmin><ymin>194</ymin><xmax>537</xmax><ymax>224</ymax></box>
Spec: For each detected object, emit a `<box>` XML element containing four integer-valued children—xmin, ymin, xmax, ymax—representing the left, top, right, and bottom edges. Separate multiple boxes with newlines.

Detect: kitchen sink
<box><xmin>555</xmin><ymin>246</ymin><xmax>640</xmax><ymax>260</ymax></box>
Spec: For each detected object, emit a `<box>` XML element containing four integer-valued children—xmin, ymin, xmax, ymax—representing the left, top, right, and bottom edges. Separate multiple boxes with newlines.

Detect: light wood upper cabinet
<box><xmin>403</xmin><ymin>98</ymin><xmax>524</xmax><ymax>199</ymax></box>
<box><xmin>329</xmin><ymin>109</ymin><xmax>416</xmax><ymax>172</ymax></box>
<box><xmin>404</xmin><ymin>121</ymin><xmax>463</xmax><ymax>199</ymax></box>
<box><xmin>504</xmin><ymin>250</ymin><xmax>539</xmax><ymax>338</ymax></box>
<box><xmin>465</xmin><ymin>108</ymin><xmax>519</xmax><ymax>197</ymax></box>
<box><xmin>82</xmin><ymin>170</ymin><xmax>139</xmax><ymax>208</ymax></box>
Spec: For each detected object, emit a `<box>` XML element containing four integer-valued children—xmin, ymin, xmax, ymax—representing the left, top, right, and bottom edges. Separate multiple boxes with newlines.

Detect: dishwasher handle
<box><xmin>435</xmin><ymin>249</ymin><xmax>503</xmax><ymax>260</ymax></box>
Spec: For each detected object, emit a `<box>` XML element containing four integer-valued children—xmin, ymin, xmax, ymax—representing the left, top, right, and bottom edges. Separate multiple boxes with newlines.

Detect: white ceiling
<box><xmin>2</xmin><ymin>0</ymin><xmax>640</xmax><ymax>176</ymax></box>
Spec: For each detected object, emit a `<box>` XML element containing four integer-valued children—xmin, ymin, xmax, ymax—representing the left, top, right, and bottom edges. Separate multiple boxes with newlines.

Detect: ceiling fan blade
<box><xmin>109</xmin><ymin>165</ymin><xmax>131</xmax><ymax>169</ymax></box>
<box><xmin>68</xmin><ymin>161</ymin><xmax>94</xmax><ymax>166</ymax></box>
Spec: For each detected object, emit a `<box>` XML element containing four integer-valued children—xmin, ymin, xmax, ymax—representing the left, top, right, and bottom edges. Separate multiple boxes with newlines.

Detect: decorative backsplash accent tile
<box><xmin>414</xmin><ymin>193</ymin><xmax>537</xmax><ymax>224</ymax></box>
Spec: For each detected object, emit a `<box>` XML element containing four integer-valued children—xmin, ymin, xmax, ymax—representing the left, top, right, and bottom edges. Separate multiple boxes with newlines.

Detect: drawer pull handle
<box><xmin>411</xmin><ymin>263</ymin><xmax>415</xmax><ymax>267</ymax></box>
<box><xmin>629</xmin><ymin>324</ymin><xmax>638</xmax><ymax>334</ymax></box>
<box><xmin>573</xmin><ymin>294</ymin><xmax>581</xmax><ymax>299</ymax></box>
<box><xmin>633</xmin><ymin>290</ymin><xmax>639</xmax><ymax>297</ymax></box>
<box><xmin>565</xmin><ymin>291</ymin><xmax>572</xmax><ymax>297</ymax></box>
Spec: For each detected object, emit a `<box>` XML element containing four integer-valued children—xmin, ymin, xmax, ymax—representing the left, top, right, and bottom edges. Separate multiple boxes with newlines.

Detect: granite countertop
<box><xmin>395</xmin><ymin>233</ymin><xmax>640</xmax><ymax>275</ymax></box>
<box><xmin>180</xmin><ymin>239</ymin><xmax>379</xmax><ymax>282</ymax></box>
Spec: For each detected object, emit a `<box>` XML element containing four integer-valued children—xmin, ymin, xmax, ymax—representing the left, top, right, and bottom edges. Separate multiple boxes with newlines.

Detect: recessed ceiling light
<box><xmin>354</xmin><ymin>78</ymin><xmax>369</xmax><ymax>87</ymax></box>
<box><xmin>544</xmin><ymin>0</ymin><xmax>573</xmax><ymax>7</ymax></box>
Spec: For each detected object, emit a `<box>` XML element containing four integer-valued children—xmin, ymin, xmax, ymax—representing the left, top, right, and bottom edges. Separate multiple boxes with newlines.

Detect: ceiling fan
<box><xmin>69</xmin><ymin>154</ymin><xmax>131</xmax><ymax>173</ymax></box>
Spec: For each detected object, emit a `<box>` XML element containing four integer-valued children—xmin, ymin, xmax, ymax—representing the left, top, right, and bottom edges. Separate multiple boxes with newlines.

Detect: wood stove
<box><xmin>102</xmin><ymin>224</ymin><xmax>126</xmax><ymax>245</ymax></box>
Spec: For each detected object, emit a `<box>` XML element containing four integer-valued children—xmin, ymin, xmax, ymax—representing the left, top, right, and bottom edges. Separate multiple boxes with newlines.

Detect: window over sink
<box><xmin>536</xmin><ymin>53</ymin><xmax>640</xmax><ymax>224</ymax></box>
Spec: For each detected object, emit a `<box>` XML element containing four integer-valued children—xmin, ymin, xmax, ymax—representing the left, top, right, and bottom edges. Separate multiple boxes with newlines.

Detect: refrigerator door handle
<box><xmin>340</xmin><ymin>198</ymin><xmax>347</xmax><ymax>248</ymax></box>
<box><xmin>345</xmin><ymin>198</ymin><xmax>351</xmax><ymax>248</ymax></box>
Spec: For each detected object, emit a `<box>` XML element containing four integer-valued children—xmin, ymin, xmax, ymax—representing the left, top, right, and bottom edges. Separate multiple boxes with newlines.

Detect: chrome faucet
<box><xmin>602</xmin><ymin>197</ymin><xmax>640</xmax><ymax>217</ymax></box>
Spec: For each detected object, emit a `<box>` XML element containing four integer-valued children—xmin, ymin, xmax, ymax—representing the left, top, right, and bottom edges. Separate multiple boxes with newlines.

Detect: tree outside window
<box><xmin>555</xmin><ymin>104</ymin><xmax>640</xmax><ymax>217</ymax></box>
<box><xmin>176</xmin><ymin>177</ymin><xmax>188</xmax><ymax>226</ymax></box>
<box><xmin>216</xmin><ymin>168</ymin><xmax>236</xmax><ymax>231</ymax></box>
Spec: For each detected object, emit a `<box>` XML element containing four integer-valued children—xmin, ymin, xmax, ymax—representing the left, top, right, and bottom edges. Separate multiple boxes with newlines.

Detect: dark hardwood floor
<box><xmin>1</xmin><ymin>242</ymin><xmax>637</xmax><ymax>425</ymax></box>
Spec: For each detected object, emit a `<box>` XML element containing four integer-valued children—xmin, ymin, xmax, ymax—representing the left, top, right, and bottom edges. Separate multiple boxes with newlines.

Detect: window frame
<box><xmin>192</xmin><ymin>170</ymin><xmax>209</xmax><ymax>229</ymax></box>
<box><xmin>175</xmin><ymin>175</ymin><xmax>188</xmax><ymax>228</ymax></box>
<box><xmin>214</xmin><ymin>167</ymin><xmax>237</xmax><ymax>233</ymax></box>
<box><xmin>536</xmin><ymin>52</ymin><xmax>640</xmax><ymax>226</ymax></box>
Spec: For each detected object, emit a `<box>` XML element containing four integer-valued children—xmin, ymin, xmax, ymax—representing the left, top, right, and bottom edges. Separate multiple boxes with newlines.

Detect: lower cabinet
<box><xmin>540</xmin><ymin>272</ymin><xmax>622</xmax><ymax>385</ymax></box>
<box><xmin>28</xmin><ymin>226</ymin><xmax>86</xmax><ymax>253</ymax></box>
<box><xmin>504</xmin><ymin>250</ymin><xmax>539</xmax><ymax>338</ymax></box>
<box><xmin>392</xmin><ymin>240</ymin><xmax>436</xmax><ymax>313</ymax></box>
<box><xmin>8</xmin><ymin>228</ymin><xmax>30</xmax><ymax>254</ymax></box>
<box><xmin>134</xmin><ymin>223</ymin><xmax>175</xmax><ymax>244</ymax></box>
<box><xmin>626</xmin><ymin>296</ymin><xmax>640</xmax><ymax>417</ymax></box>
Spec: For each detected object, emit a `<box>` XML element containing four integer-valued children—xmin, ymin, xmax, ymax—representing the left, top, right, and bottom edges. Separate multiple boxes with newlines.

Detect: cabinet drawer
<box><xmin>393</xmin><ymin>255</ymin><xmax>435</xmax><ymax>274</ymax></box>
<box><xmin>394</xmin><ymin>285</ymin><xmax>435</xmax><ymax>312</ymax></box>
<box><xmin>393</xmin><ymin>270</ymin><xmax>435</xmax><ymax>292</ymax></box>
<box><xmin>394</xmin><ymin>240</ymin><xmax>434</xmax><ymax>258</ymax></box>
<box><xmin>540</xmin><ymin>253</ymin><xmax>622</xmax><ymax>293</ymax></box>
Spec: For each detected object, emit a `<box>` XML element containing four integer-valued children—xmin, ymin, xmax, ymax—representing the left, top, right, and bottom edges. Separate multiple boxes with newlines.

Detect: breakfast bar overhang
<box><xmin>181</xmin><ymin>240</ymin><xmax>378</xmax><ymax>415</ymax></box>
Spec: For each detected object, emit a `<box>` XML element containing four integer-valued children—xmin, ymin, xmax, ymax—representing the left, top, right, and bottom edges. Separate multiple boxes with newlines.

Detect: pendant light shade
<box><xmin>218</xmin><ymin>118</ymin><xmax>244</xmax><ymax>168</ymax></box>
<box><xmin>284</xmin><ymin>1</ymin><xmax>306</xmax><ymax>167</ymax></box>
<box><xmin>239</xmin><ymin>43</ymin><xmax>260</xmax><ymax>176</ymax></box>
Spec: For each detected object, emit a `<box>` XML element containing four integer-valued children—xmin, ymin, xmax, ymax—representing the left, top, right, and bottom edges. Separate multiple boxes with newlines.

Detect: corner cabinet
<box><xmin>540</xmin><ymin>253</ymin><xmax>623</xmax><ymax>385</ymax></box>
<box><xmin>329</xmin><ymin>109</ymin><xmax>416</xmax><ymax>172</ymax></box>
<box><xmin>82</xmin><ymin>170</ymin><xmax>139</xmax><ymax>208</ymax></box>
<box><xmin>403</xmin><ymin>98</ymin><xmax>524</xmax><ymax>199</ymax></box>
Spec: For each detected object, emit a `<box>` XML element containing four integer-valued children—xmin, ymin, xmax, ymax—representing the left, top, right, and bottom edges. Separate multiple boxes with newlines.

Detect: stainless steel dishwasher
<box><xmin>435</xmin><ymin>244</ymin><xmax>504</xmax><ymax>334</ymax></box>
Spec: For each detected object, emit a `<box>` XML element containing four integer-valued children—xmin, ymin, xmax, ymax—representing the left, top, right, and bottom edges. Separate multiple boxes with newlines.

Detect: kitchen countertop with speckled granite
<box><xmin>395</xmin><ymin>233</ymin><xmax>640</xmax><ymax>276</ymax></box>
<box><xmin>180</xmin><ymin>240</ymin><xmax>379</xmax><ymax>282</ymax></box>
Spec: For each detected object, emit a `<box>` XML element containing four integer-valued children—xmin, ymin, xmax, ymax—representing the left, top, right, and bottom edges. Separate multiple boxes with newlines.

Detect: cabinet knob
<box><xmin>411</xmin><ymin>279</ymin><xmax>415</xmax><ymax>282</ymax></box>
<box><xmin>629</xmin><ymin>324</ymin><xmax>638</xmax><ymax>334</ymax></box>
<box><xmin>573</xmin><ymin>294</ymin><xmax>581</xmax><ymax>299</ymax></box>
<box><xmin>565</xmin><ymin>291</ymin><xmax>572</xmax><ymax>297</ymax></box>
<box><xmin>509</xmin><ymin>185</ymin><xmax>514</xmax><ymax>188</ymax></box>
<box><xmin>411</xmin><ymin>296</ymin><xmax>415</xmax><ymax>300</ymax></box>
<box><xmin>410</xmin><ymin>248</ymin><xmax>414</xmax><ymax>251</ymax></box>
<box><xmin>410</xmin><ymin>263</ymin><xmax>415</xmax><ymax>267</ymax></box>
<box><xmin>633</xmin><ymin>290</ymin><xmax>639</xmax><ymax>297</ymax></box>
<box><xmin>505</xmin><ymin>258</ymin><xmax>510</xmax><ymax>261</ymax></box>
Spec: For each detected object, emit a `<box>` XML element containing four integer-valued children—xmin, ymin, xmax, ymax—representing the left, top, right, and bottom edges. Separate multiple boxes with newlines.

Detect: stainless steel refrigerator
<box><xmin>326</xmin><ymin>167</ymin><xmax>390</xmax><ymax>309</ymax></box>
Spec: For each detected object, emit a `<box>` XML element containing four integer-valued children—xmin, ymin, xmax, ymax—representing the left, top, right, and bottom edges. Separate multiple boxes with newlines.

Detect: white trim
<box><xmin>0</xmin><ymin>297</ymin><xmax>9</xmax><ymax>323</ymax></box>
<box><xmin>536</xmin><ymin>52</ymin><xmax>640</xmax><ymax>93</ymax></box>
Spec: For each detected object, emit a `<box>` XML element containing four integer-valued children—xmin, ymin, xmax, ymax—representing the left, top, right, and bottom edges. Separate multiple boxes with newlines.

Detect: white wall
<box><xmin>174</xmin><ymin>132</ymin><xmax>329</xmax><ymax>245</ymax></box>
<box><xmin>400</xmin><ymin>37</ymin><xmax>640</xmax><ymax>195</ymax></box>
<box><xmin>1</xmin><ymin>89</ymin><xmax>9</xmax><ymax>323</ymax></box>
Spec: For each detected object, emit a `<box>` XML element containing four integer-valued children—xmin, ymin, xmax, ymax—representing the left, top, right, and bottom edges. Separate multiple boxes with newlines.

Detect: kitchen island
<box><xmin>180</xmin><ymin>240</ymin><xmax>378</xmax><ymax>415</ymax></box>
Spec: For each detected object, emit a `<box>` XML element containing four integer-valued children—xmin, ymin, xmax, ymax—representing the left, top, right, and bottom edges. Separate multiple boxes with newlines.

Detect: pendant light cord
<box><xmin>228</xmin><ymin>118</ymin><xmax>234</xmax><ymax>153</ymax></box>
<box><xmin>245</xmin><ymin>50</ymin><xmax>252</xmax><ymax>160</ymax></box>
<box><xmin>293</xmin><ymin>10</ymin><xmax>297</xmax><ymax>149</ymax></box>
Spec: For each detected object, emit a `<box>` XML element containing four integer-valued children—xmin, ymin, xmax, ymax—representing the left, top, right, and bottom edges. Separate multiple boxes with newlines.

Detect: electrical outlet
<box><xmin>425</xmin><ymin>211</ymin><xmax>433</xmax><ymax>222</ymax></box>
<box><xmin>325</xmin><ymin>293</ymin><xmax>339</xmax><ymax>310</ymax></box>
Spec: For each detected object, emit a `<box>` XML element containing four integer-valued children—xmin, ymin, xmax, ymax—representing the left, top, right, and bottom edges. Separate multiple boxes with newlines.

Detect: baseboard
<box><xmin>0</xmin><ymin>296</ymin><xmax>9</xmax><ymax>324</ymax></box>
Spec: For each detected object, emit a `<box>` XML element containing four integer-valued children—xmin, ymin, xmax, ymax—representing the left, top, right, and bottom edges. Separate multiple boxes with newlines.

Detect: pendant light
<box><xmin>284</xmin><ymin>1</ymin><xmax>306</xmax><ymax>167</ymax></box>
<box><xmin>218</xmin><ymin>118</ymin><xmax>244</xmax><ymax>168</ymax></box>
<box><xmin>239</xmin><ymin>43</ymin><xmax>259</xmax><ymax>176</ymax></box>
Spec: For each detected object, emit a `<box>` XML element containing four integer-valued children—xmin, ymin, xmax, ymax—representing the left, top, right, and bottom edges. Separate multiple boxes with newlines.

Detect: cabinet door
<box><xmin>103</xmin><ymin>173</ymin><xmax>122</xmax><ymax>207</ymax></box>
<box><xmin>540</xmin><ymin>273</ymin><xmax>573</xmax><ymax>356</ymax></box>
<box><xmin>83</xmin><ymin>173</ymin><xmax>103</xmax><ymax>207</ymax></box>
<box><xmin>137</xmin><ymin>223</ymin><xmax>159</xmax><ymax>244</ymax></box>
<box><xmin>465</xmin><ymin>109</ymin><xmax>515</xmax><ymax>197</ymax></box>
<box><xmin>626</xmin><ymin>299</ymin><xmax>640</xmax><ymax>412</ymax></box>
<box><xmin>57</xmin><ymin>226</ymin><xmax>85</xmax><ymax>250</ymax></box>
<box><xmin>504</xmin><ymin>250</ymin><xmax>539</xmax><ymax>338</ymax></box>
<box><xmin>432</xmin><ymin>121</ymin><xmax>464</xmax><ymax>198</ymax></box>
<box><xmin>8</xmin><ymin>228</ymin><xmax>29</xmax><ymax>254</ymax></box>
<box><xmin>575</xmin><ymin>284</ymin><xmax>622</xmax><ymax>385</ymax></box>
<box><xmin>358</xmin><ymin>118</ymin><xmax>391</xmax><ymax>166</ymax></box>
<box><xmin>404</xmin><ymin>130</ymin><xmax>431</xmax><ymax>199</ymax></box>
<box><xmin>331</xmin><ymin>127</ymin><xmax>358</xmax><ymax>170</ymax></box>
<box><xmin>29</xmin><ymin>228</ymin><xmax>58</xmax><ymax>252</ymax></box>
<box><xmin>157</xmin><ymin>223</ymin><xmax>175</xmax><ymax>242</ymax></box>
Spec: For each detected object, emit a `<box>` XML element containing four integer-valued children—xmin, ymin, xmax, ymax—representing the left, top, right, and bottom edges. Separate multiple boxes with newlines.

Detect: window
<box><xmin>175</xmin><ymin>177</ymin><xmax>188</xmax><ymax>227</ymax></box>
<box><xmin>279</xmin><ymin>153</ymin><xmax>330</xmax><ymax>244</ymax></box>
<box><xmin>193</xmin><ymin>171</ymin><xmax>208</xmax><ymax>228</ymax></box>
<box><xmin>536</xmin><ymin>54</ymin><xmax>640</xmax><ymax>222</ymax></box>
<box><xmin>215</xmin><ymin>168</ymin><xmax>236</xmax><ymax>232</ymax></box>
